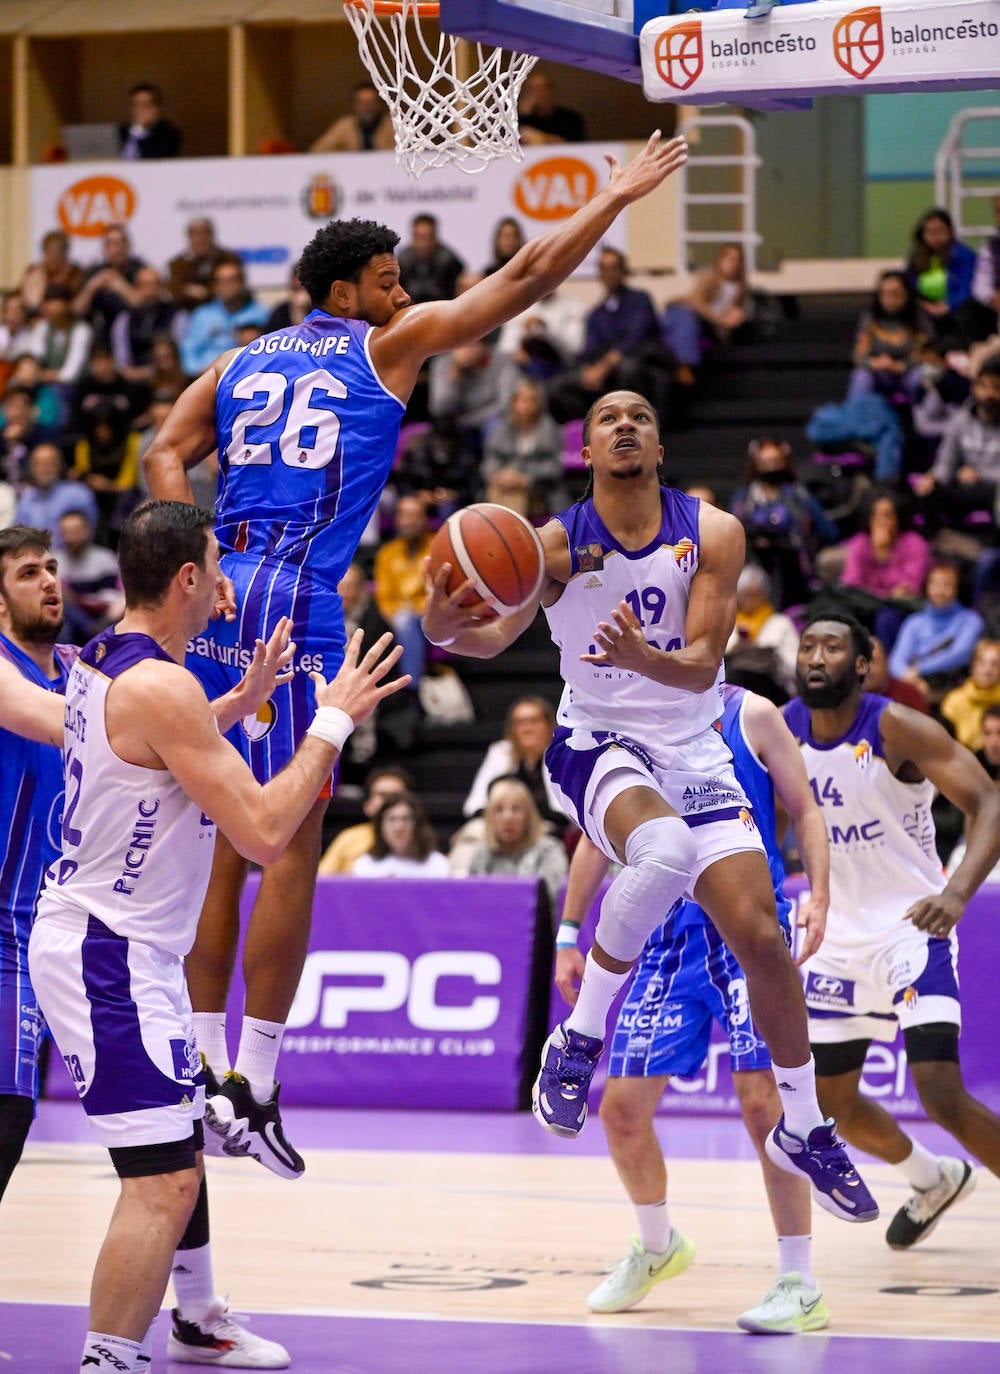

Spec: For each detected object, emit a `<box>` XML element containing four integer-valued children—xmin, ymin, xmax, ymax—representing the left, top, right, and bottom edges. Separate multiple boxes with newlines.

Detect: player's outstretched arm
<box><xmin>111</xmin><ymin>631</ymin><xmax>408</xmax><ymax>865</ymax></box>
<box><xmin>142</xmin><ymin>354</ymin><xmax>235</xmax><ymax>503</ymax></box>
<box><xmin>883</xmin><ymin>704</ymin><xmax>1000</xmax><ymax>934</ymax></box>
<box><xmin>372</xmin><ymin>133</ymin><xmax>688</xmax><ymax>383</ymax></box>
<box><xmin>747</xmin><ymin>693</ymin><xmax>829</xmax><ymax>964</ymax></box>
<box><xmin>0</xmin><ymin>658</ymin><xmax>64</xmax><ymax>746</ymax></box>
<box><xmin>555</xmin><ymin>835</ymin><xmax>611</xmax><ymax>1006</ymax></box>
<box><xmin>210</xmin><ymin>616</ymin><xmax>295</xmax><ymax>734</ymax></box>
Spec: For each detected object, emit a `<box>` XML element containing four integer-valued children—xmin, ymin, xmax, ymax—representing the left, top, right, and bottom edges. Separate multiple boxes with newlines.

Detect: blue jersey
<box><xmin>214</xmin><ymin>310</ymin><xmax>405</xmax><ymax>590</ymax></box>
<box><xmin>668</xmin><ymin>683</ymin><xmax>790</xmax><ymax>937</ymax></box>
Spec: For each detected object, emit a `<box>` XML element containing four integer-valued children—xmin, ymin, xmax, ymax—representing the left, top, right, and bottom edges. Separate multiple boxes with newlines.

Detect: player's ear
<box><xmin>328</xmin><ymin>278</ymin><xmax>355</xmax><ymax>313</ymax></box>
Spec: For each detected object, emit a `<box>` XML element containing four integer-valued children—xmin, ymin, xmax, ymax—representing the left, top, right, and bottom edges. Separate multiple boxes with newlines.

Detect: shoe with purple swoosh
<box><xmin>531</xmin><ymin>1023</ymin><xmax>604</xmax><ymax>1138</ymax></box>
<box><xmin>765</xmin><ymin>1114</ymin><xmax>878</xmax><ymax>1222</ymax></box>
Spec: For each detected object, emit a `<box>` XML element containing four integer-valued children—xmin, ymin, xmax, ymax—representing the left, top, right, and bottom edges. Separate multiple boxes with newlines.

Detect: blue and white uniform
<box><xmin>29</xmin><ymin>629</ymin><xmax>218</xmax><ymax>1147</ymax></box>
<box><xmin>0</xmin><ymin>634</ymin><xmax>75</xmax><ymax>1104</ymax></box>
<box><xmin>544</xmin><ymin>487</ymin><xmax>763</xmax><ymax>882</ymax></box>
<box><xmin>610</xmin><ymin>685</ymin><xmax>790</xmax><ymax>1079</ymax></box>
<box><xmin>783</xmin><ymin>692</ymin><xmax>957</xmax><ymax>1043</ymax></box>
<box><xmin>188</xmin><ymin>310</ymin><xmax>406</xmax><ymax>781</ymax></box>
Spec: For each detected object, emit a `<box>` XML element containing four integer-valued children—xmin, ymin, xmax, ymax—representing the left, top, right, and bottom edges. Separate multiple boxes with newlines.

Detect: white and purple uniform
<box><xmin>29</xmin><ymin>628</ymin><xmax>217</xmax><ymax>1148</ymax></box>
<box><xmin>784</xmin><ymin>692</ymin><xmax>959</xmax><ymax>1043</ymax></box>
<box><xmin>544</xmin><ymin>486</ymin><xmax>763</xmax><ymax>882</ymax></box>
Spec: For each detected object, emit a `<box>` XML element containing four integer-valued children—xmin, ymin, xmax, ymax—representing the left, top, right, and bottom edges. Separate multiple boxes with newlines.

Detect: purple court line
<box><xmin>1</xmin><ymin>1303</ymin><xmax>996</xmax><ymax>1374</ymax></box>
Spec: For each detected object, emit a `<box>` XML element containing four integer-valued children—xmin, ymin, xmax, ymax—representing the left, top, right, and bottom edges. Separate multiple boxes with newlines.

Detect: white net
<box><xmin>343</xmin><ymin>1</ymin><xmax>538</xmax><ymax>179</ymax></box>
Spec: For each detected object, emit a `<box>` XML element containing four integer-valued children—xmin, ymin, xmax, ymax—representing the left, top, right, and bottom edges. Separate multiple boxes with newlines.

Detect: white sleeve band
<box><xmin>306</xmin><ymin>706</ymin><xmax>355</xmax><ymax>753</ymax></box>
<box><xmin>555</xmin><ymin>922</ymin><xmax>582</xmax><ymax>950</ymax></box>
<box><xmin>422</xmin><ymin>620</ymin><xmax>456</xmax><ymax>648</ymax></box>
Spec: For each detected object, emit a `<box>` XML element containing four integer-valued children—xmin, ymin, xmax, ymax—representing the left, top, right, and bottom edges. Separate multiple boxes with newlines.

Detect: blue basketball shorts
<box><xmin>0</xmin><ymin>916</ymin><xmax>44</xmax><ymax>1103</ymax></box>
<box><xmin>28</xmin><ymin>910</ymin><xmax>204</xmax><ymax>1149</ymax></box>
<box><xmin>608</xmin><ymin>919</ymin><xmax>783</xmax><ymax>1080</ymax></box>
<box><xmin>186</xmin><ymin>552</ymin><xmax>346</xmax><ymax>786</ymax></box>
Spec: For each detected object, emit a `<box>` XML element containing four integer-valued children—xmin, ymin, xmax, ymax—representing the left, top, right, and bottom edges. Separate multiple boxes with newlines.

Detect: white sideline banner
<box><xmin>29</xmin><ymin>145</ymin><xmax>628</xmax><ymax>291</ymax></box>
<box><xmin>640</xmin><ymin>0</ymin><xmax>1000</xmax><ymax>105</ymax></box>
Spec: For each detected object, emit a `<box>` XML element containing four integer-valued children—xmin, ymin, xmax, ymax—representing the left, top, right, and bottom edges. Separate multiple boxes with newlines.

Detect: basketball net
<box><xmin>343</xmin><ymin>1</ymin><xmax>537</xmax><ymax>179</ymax></box>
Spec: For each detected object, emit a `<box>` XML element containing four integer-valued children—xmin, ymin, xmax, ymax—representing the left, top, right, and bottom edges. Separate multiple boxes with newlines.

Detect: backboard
<box><xmin>437</xmin><ymin>1</ymin><xmax>649</xmax><ymax>82</ymax></box>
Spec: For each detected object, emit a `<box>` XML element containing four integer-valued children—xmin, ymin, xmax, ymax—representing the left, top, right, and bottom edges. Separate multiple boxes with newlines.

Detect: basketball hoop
<box><xmin>343</xmin><ymin>0</ymin><xmax>537</xmax><ymax>178</ymax></box>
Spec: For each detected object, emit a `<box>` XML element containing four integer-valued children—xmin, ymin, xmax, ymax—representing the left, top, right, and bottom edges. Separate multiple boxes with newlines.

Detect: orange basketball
<box><xmin>428</xmin><ymin>503</ymin><xmax>544</xmax><ymax>616</ymax></box>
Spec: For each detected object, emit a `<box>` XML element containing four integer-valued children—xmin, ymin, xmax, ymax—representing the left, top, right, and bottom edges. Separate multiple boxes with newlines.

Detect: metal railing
<box><xmin>676</xmin><ymin>113</ymin><xmax>762</xmax><ymax>272</ymax></box>
<box><xmin>933</xmin><ymin>107</ymin><xmax>1000</xmax><ymax>243</ymax></box>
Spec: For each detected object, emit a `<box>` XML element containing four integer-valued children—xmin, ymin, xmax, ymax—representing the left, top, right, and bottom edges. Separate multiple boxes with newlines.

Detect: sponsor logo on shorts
<box><xmin>806</xmin><ymin>971</ymin><xmax>855</xmax><ymax>1008</ymax></box>
<box><xmin>900</xmin><ymin>986</ymin><xmax>919</xmax><ymax>1010</ymax></box>
<box><xmin>729</xmin><ymin>1030</ymin><xmax>762</xmax><ymax>1057</ymax></box>
<box><xmin>170</xmin><ymin>1036</ymin><xmax>200</xmax><ymax>1082</ymax></box>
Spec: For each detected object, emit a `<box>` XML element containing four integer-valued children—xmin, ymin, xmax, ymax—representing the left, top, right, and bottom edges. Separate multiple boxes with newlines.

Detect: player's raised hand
<box><xmin>237</xmin><ymin>616</ymin><xmax>296</xmax><ymax>714</ymax></box>
<box><xmin>311</xmin><ymin>628</ymin><xmax>410</xmax><ymax>726</ymax></box>
<box><xmin>581</xmin><ymin>600</ymin><xmax>656</xmax><ymax>674</ymax></box>
<box><xmin>555</xmin><ymin>946</ymin><xmax>586</xmax><ymax>1007</ymax></box>
<box><xmin>605</xmin><ymin>131</ymin><xmax>688</xmax><ymax>202</ymax></box>
<box><xmin>794</xmin><ymin>891</ymin><xmax>828</xmax><ymax>966</ymax></box>
<box><xmin>904</xmin><ymin>889</ymin><xmax>965</xmax><ymax>937</ymax></box>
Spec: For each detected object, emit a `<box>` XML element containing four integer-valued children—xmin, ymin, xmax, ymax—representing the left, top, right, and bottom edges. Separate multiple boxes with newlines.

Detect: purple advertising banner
<box><xmin>550</xmin><ymin>878</ymin><xmax>1000</xmax><ymax>1120</ymax></box>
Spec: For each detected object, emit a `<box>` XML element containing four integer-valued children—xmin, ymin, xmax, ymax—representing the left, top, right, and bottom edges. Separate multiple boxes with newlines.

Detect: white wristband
<box><xmin>307</xmin><ymin>706</ymin><xmax>355</xmax><ymax>753</ymax></box>
<box><xmin>422</xmin><ymin>620</ymin><xmax>456</xmax><ymax>648</ymax></box>
<box><xmin>555</xmin><ymin>922</ymin><xmax>582</xmax><ymax>950</ymax></box>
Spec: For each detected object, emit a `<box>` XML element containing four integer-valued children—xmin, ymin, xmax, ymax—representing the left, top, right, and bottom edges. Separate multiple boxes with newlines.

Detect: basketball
<box><xmin>428</xmin><ymin>503</ymin><xmax>545</xmax><ymax>616</ymax></box>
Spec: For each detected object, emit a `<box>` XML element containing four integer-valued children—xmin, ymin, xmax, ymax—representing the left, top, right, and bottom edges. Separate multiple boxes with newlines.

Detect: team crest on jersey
<box><xmin>576</xmin><ymin>543</ymin><xmax>604</xmax><ymax>572</ymax></box>
<box><xmin>242</xmin><ymin>700</ymin><xmax>277</xmax><ymax>742</ymax></box>
<box><xmin>669</xmin><ymin>537</ymin><xmax>697</xmax><ymax>573</ymax></box>
<box><xmin>94</xmin><ymin>641</ymin><xmax>106</xmax><ymax>663</ymax></box>
<box><xmin>853</xmin><ymin>739</ymin><xmax>873</xmax><ymax>770</ymax></box>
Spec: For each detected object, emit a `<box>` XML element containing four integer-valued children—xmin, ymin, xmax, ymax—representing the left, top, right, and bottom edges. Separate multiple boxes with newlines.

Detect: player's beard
<box><xmin>3</xmin><ymin>604</ymin><xmax>61</xmax><ymax>645</ymax></box>
<box><xmin>609</xmin><ymin>460</ymin><xmax>644</xmax><ymax>481</ymax></box>
<box><xmin>795</xmin><ymin>665</ymin><xmax>855</xmax><ymax>709</ymax></box>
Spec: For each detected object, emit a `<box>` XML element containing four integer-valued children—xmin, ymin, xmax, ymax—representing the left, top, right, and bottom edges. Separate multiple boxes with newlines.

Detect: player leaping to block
<box><xmin>422</xmin><ymin>390</ymin><xmax>878</xmax><ymax>1223</ymax></box>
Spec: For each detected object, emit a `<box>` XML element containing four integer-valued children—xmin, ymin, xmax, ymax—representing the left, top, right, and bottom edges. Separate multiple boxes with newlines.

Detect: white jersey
<box><xmin>544</xmin><ymin>487</ymin><xmax>724</xmax><ymax>744</ymax></box>
<box><xmin>35</xmin><ymin>628</ymin><xmax>217</xmax><ymax>956</ymax></box>
<box><xmin>784</xmin><ymin>693</ymin><xmax>945</xmax><ymax>945</ymax></box>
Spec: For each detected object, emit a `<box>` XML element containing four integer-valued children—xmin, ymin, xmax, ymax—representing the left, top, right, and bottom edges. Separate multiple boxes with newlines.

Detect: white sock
<box><xmin>234</xmin><ymin>1016</ymin><xmax>284</xmax><ymax>1100</ymax></box>
<box><xmin>777</xmin><ymin>1234</ymin><xmax>814</xmax><ymax>1287</ymax></box>
<box><xmin>635</xmin><ymin>1199</ymin><xmax>671</xmax><ymax>1254</ymax></box>
<box><xmin>564</xmin><ymin>951</ymin><xmax>630</xmax><ymax>1040</ymax></box>
<box><xmin>193</xmin><ymin>1012</ymin><xmax>230</xmax><ymax>1081</ymax></box>
<box><xmin>896</xmin><ymin>1137</ymin><xmax>943</xmax><ymax>1191</ymax></box>
<box><xmin>771</xmin><ymin>1056</ymin><xmax>825</xmax><ymax>1137</ymax></box>
<box><xmin>137</xmin><ymin>1315</ymin><xmax>156</xmax><ymax>1367</ymax></box>
<box><xmin>81</xmin><ymin>1332</ymin><xmax>143</xmax><ymax>1372</ymax></box>
<box><xmin>172</xmin><ymin>1241</ymin><xmax>216</xmax><ymax>1323</ymax></box>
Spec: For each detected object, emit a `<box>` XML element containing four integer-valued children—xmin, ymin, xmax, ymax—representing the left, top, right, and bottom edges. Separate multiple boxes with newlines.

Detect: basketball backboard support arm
<box><xmin>438</xmin><ymin>0</ymin><xmax>642</xmax><ymax>81</ymax></box>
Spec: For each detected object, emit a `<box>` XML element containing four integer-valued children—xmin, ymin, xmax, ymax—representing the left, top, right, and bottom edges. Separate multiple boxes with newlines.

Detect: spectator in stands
<box><xmin>482</xmin><ymin>378</ymin><xmax>566</xmax><ymax>517</ymax></box>
<box><xmin>119</xmin><ymin>81</ymin><xmax>182</xmax><ymax>159</ymax></box>
<box><xmin>265</xmin><ymin>271</ymin><xmax>311</xmax><ymax>333</ymax></box>
<box><xmin>72</xmin><ymin>223</ymin><xmax>146</xmax><ymax>343</ymax></box>
<box><xmin>0</xmin><ymin>293</ymin><xmax>33</xmax><ymax>374</ymax></box>
<box><xmin>940</xmin><ymin>638</ymin><xmax>1000</xmax><ymax>752</ymax></box>
<box><xmin>911</xmin><ymin>339</ymin><xmax>971</xmax><ymax>465</ymax></box>
<box><xmin>310</xmin><ymin>80</ymin><xmax>395</xmax><ymax>153</ymax></box>
<box><xmin>1</xmin><ymin>388</ymin><xmax>52</xmax><ymax>487</ymax></box>
<box><xmin>373</xmin><ymin>494</ymin><xmax>432</xmax><ymax>688</ymax></box>
<box><xmin>56</xmin><ymin>508</ymin><xmax>125</xmax><ymax>643</ymax></box>
<box><xmin>484</xmin><ymin>218</ymin><xmax>525</xmax><ymax>276</ymax></box>
<box><xmin>913</xmin><ymin>353</ymin><xmax>1000</xmax><ymax>530</ymax></box>
<box><xmin>181</xmin><ymin>257</ymin><xmax>269</xmax><ymax>375</ymax></box>
<box><xmin>460</xmin><ymin>776</ymin><xmax>568</xmax><ymax>915</ymax></box>
<box><xmin>0</xmin><ymin>474</ymin><xmax>13</xmax><ymax>527</ymax></box>
<box><xmin>148</xmin><ymin>333</ymin><xmax>191</xmax><ymax>398</ymax></box>
<box><xmin>392</xmin><ymin>416</ymin><xmax>481</xmax><ymax>514</ymax></box>
<box><xmin>24</xmin><ymin>284</ymin><xmax>93</xmax><ymax>404</ymax></box>
<box><xmin>463</xmin><ymin>695</ymin><xmax>566</xmax><ymax>830</ymax></box>
<box><xmin>661</xmin><ymin>242</ymin><xmax>751</xmax><ymax>385</ymax></box>
<box><xmin>397</xmin><ymin>214</ymin><xmax>465</xmax><ymax>304</ymax></box>
<box><xmin>547</xmin><ymin>246</ymin><xmax>674</xmax><ymax>424</ymax></box>
<box><xmin>905</xmin><ymin>207</ymin><xmax>979</xmax><ymax>346</ymax></box>
<box><xmin>865</xmin><ymin>634</ymin><xmax>930</xmax><ymax>713</ymax></box>
<box><xmin>19</xmin><ymin>230</ymin><xmax>84</xmax><ymax>317</ymax></box>
<box><xmin>331</xmin><ymin>560</ymin><xmax>403</xmax><ymax>781</ymax></box>
<box><xmin>353</xmin><ymin>792</ymin><xmax>450</xmax><ymax>879</ymax></box>
<box><xmin>14</xmin><ymin>442</ymin><xmax>98</xmax><ymax>538</ymax></box>
<box><xmin>5</xmin><ymin>354</ymin><xmax>62</xmax><ymax>432</ymax></box>
<box><xmin>318</xmin><ymin>764</ymin><xmax>414</xmax><ymax>876</ymax></box>
<box><xmin>517</xmin><ymin>70</ymin><xmax>586</xmax><ymax>144</ymax></box>
<box><xmin>496</xmin><ymin>288</ymin><xmax>585</xmax><ymax>382</ymax></box>
<box><xmin>729</xmin><ymin>436</ymin><xmax>838</xmax><ymax>608</ymax></box>
<box><xmin>167</xmin><ymin>218</ymin><xmax>233</xmax><ymax>312</ymax></box>
<box><xmin>839</xmin><ymin>486</ymin><xmax>931</xmax><ymax>649</ymax></box>
<box><xmin>72</xmin><ymin>343</ymin><xmax>148</xmax><ymax>437</ymax></box>
<box><xmin>428</xmin><ymin>340</ymin><xmax>519</xmax><ymax>441</ymax></box>
<box><xmin>976</xmin><ymin>702</ymin><xmax>1000</xmax><ymax>778</ymax></box>
<box><xmin>110</xmin><ymin>266</ymin><xmax>184</xmax><ymax>382</ymax></box>
<box><xmin>888</xmin><ymin>559</ymin><xmax>985</xmax><ymax>702</ymax></box>
<box><xmin>972</xmin><ymin>193</ymin><xmax>1000</xmax><ymax>331</ymax></box>
<box><xmin>70</xmin><ymin>402</ymin><xmax>141</xmax><ymax>544</ymax></box>
<box><xmin>724</xmin><ymin>563</ymin><xmax>799</xmax><ymax>697</ymax></box>
<box><xmin>847</xmin><ymin>270</ymin><xmax>925</xmax><ymax>404</ymax></box>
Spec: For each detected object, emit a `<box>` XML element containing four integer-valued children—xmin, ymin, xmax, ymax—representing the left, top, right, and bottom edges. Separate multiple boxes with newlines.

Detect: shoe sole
<box><xmin>886</xmin><ymin>1162</ymin><xmax>977</xmax><ymax>1249</ymax></box>
<box><xmin>587</xmin><ymin>1236</ymin><xmax>696</xmax><ymax>1313</ymax></box>
<box><xmin>737</xmin><ymin>1301</ymin><xmax>830</xmax><ymax>1334</ymax></box>
<box><xmin>765</xmin><ymin>1130</ymin><xmax>879</xmax><ymax>1224</ymax></box>
<box><xmin>204</xmin><ymin>1098</ymin><xmax>304</xmax><ymax>1180</ymax></box>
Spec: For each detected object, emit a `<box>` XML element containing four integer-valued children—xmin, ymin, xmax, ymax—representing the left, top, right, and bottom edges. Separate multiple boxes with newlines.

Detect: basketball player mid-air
<box><xmin>787</xmin><ymin>614</ymin><xmax>1000</xmax><ymax>1248</ymax></box>
<box><xmin>143</xmin><ymin>132</ymin><xmax>689</xmax><ymax>1177</ymax></box>
<box><xmin>422</xmin><ymin>390</ymin><xmax>877</xmax><ymax>1222</ymax></box>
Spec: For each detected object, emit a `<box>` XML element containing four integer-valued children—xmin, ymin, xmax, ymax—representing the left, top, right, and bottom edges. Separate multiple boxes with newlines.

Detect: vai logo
<box><xmin>57</xmin><ymin>175</ymin><xmax>136</xmax><ymax>237</ymax></box>
<box><xmin>654</xmin><ymin>20</ymin><xmax>704</xmax><ymax>92</ymax></box>
<box><xmin>513</xmin><ymin>157</ymin><xmax>598</xmax><ymax>221</ymax></box>
<box><xmin>833</xmin><ymin>6</ymin><xmax>885</xmax><ymax>80</ymax></box>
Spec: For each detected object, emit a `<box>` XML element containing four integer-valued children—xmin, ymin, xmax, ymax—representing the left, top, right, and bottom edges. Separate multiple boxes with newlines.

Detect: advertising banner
<box><xmin>640</xmin><ymin>0</ymin><xmax>1000</xmax><ymax>106</ymax></box>
<box><xmin>29</xmin><ymin>144</ymin><xmax>628</xmax><ymax>292</ymax></box>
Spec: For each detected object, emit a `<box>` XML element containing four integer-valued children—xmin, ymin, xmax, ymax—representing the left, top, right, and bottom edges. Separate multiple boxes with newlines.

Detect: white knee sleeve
<box><xmin>595</xmin><ymin>815</ymin><xmax>697</xmax><ymax>963</ymax></box>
